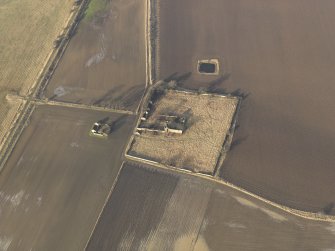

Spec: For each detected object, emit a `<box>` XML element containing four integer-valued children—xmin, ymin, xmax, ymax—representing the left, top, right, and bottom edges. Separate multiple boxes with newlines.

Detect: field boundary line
<box><xmin>83</xmin><ymin>161</ymin><xmax>126</xmax><ymax>251</ymax></box>
<box><xmin>5</xmin><ymin>95</ymin><xmax>136</xmax><ymax>115</ymax></box>
<box><xmin>145</xmin><ymin>0</ymin><xmax>151</xmax><ymax>86</ymax></box>
<box><xmin>134</xmin><ymin>0</ymin><xmax>151</xmax><ymax>115</ymax></box>
<box><xmin>214</xmin><ymin>98</ymin><xmax>242</xmax><ymax>176</ymax></box>
<box><xmin>146</xmin><ymin>0</ymin><xmax>159</xmax><ymax>84</ymax></box>
<box><xmin>125</xmin><ymin>154</ymin><xmax>335</xmax><ymax>223</ymax></box>
<box><xmin>0</xmin><ymin>100</ymin><xmax>26</xmax><ymax>153</ymax></box>
<box><xmin>33</xmin><ymin>99</ymin><xmax>135</xmax><ymax>115</ymax></box>
<box><xmin>0</xmin><ymin>103</ymin><xmax>35</xmax><ymax>172</ymax></box>
<box><xmin>155</xmin><ymin>0</ymin><xmax>161</xmax><ymax>81</ymax></box>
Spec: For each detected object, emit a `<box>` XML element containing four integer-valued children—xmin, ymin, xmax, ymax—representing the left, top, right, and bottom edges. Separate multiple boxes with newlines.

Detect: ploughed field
<box><xmin>86</xmin><ymin>162</ymin><xmax>335</xmax><ymax>251</ymax></box>
<box><xmin>158</xmin><ymin>0</ymin><xmax>335</xmax><ymax>214</ymax></box>
<box><xmin>0</xmin><ymin>105</ymin><xmax>135</xmax><ymax>251</ymax></box>
<box><xmin>44</xmin><ymin>0</ymin><xmax>147</xmax><ymax>112</ymax></box>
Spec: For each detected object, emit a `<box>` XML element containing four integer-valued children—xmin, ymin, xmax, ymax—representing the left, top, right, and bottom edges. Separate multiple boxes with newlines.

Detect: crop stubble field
<box><xmin>43</xmin><ymin>0</ymin><xmax>147</xmax><ymax>111</ymax></box>
<box><xmin>87</xmin><ymin>163</ymin><xmax>335</xmax><ymax>251</ymax></box>
<box><xmin>158</xmin><ymin>0</ymin><xmax>335</xmax><ymax>214</ymax></box>
<box><xmin>0</xmin><ymin>0</ymin><xmax>74</xmax><ymax>150</ymax></box>
<box><xmin>129</xmin><ymin>90</ymin><xmax>238</xmax><ymax>173</ymax></box>
<box><xmin>0</xmin><ymin>105</ymin><xmax>135</xmax><ymax>251</ymax></box>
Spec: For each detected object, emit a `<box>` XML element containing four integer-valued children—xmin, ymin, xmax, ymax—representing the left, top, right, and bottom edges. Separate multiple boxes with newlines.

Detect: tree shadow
<box><xmin>176</xmin><ymin>72</ymin><xmax>192</xmax><ymax>83</ymax></box>
<box><xmin>322</xmin><ymin>202</ymin><xmax>334</xmax><ymax>215</ymax></box>
<box><xmin>164</xmin><ymin>72</ymin><xmax>178</xmax><ymax>82</ymax></box>
<box><xmin>164</xmin><ymin>153</ymin><xmax>183</xmax><ymax>167</ymax></box>
<box><xmin>97</xmin><ymin>117</ymin><xmax>110</xmax><ymax>124</ymax></box>
<box><xmin>92</xmin><ymin>86</ymin><xmax>120</xmax><ymax>106</ymax></box>
<box><xmin>115</xmin><ymin>85</ymin><xmax>145</xmax><ymax>109</ymax></box>
<box><xmin>183</xmin><ymin>109</ymin><xmax>201</xmax><ymax>131</ymax></box>
<box><xmin>110</xmin><ymin>115</ymin><xmax>128</xmax><ymax>132</ymax></box>
<box><xmin>207</xmin><ymin>73</ymin><xmax>231</xmax><ymax>93</ymax></box>
<box><xmin>182</xmin><ymin>156</ymin><xmax>195</xmax><ymax>170</ymax></box>
<box><xmin>67</xmin><ymin>2</ymin><xmax>89</xmax><ymax>38</ymax></box>
<box><xmin>164</xmin><ymin>72</ymin><xmax>192</xmax><ymax>86</ymax></box>
<box><xmin>229</xmin><ymin>135</ymin><xmax>248</xmax><ymax>151</ymax></box>
<box><xmin>231</xmin><ymin>88</ymin><xmax>250</xmax><ymax>100</ymax></box>
<box><xmin>49</xmin><ymin>94</ymin><xmax>58</xmax><ymax>100</ymax></box>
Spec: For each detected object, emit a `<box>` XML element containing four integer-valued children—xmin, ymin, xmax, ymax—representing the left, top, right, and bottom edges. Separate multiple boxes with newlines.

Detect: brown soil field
<box><xmin>128</xmin><ymin>90</ymin><xmax>238</xmax><ymax>173</ymax></box>
<box><xmin>43</xmin><ymin>0</ymin><xmax>147</xmax><ymax>112</ymax></box>
<box><xmin>158</xmin><ymin>0</ymin><xmax>335</xmax><ymax>214</ymax></box>
<box><xmin>0</xmin><ymin>0</ymin><xmax>73</xmax><ymax>95</ymax></box>
<box><xmin>86</xmin><ymin>162</ymin><xmax>335</xmax><ymax>251</ymax></box>
<box><xmin>0</xmin><ymin>105</ymin><xmax>135</xmax><ymax>251</ymax></box>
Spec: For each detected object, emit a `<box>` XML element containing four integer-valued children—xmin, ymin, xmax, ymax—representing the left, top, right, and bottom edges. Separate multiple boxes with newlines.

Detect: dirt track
<box><xmin>44</xmin><ymin>0</ymin><xmax>147</xmax><ymax>111</ymax></box>
<box><xmin>0</xmin><ymin>105</ymin><xmax>135</xmax><ymax>251</ymax></box>
<box><xmin>87</xmin><ymin>163</ymin><xmax>335</xmax><ymax>251</ymax></box>
<box><xmin>158</xmin><ymin>0</ymin><xmax>335</xmax><ymax>214</ymax></box>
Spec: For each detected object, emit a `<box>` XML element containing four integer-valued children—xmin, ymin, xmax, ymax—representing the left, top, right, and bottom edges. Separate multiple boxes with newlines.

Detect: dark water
<box><xmin>198</xmin><ymin>62</ymin><xmax>216</xmax><ymax>73</ymax></box>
